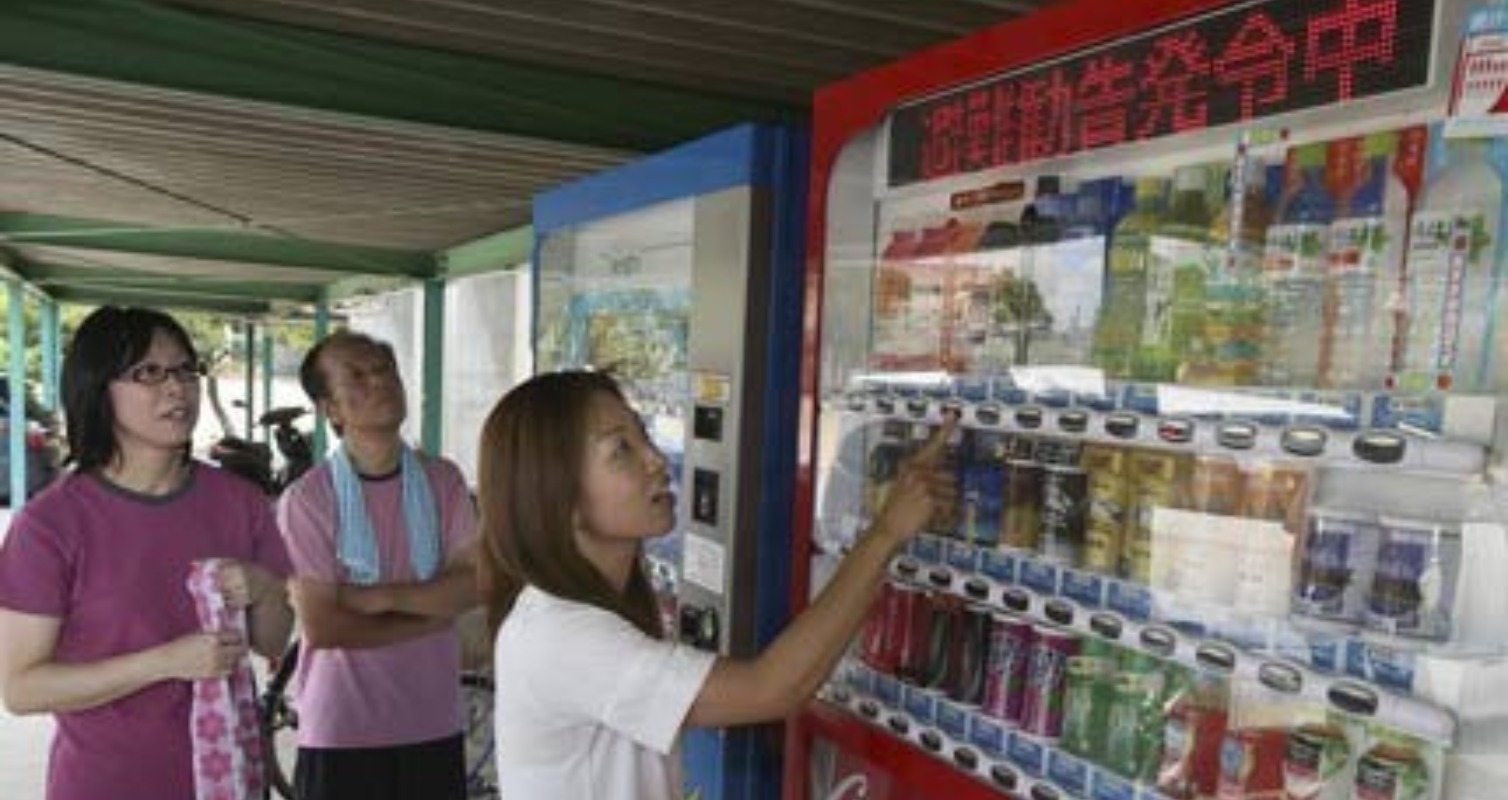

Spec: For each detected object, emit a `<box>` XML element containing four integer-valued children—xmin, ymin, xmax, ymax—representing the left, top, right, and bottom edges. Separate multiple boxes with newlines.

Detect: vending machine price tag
<box><xmin>1090</xmin><ymin>770</ymin><xmax>1138</xmax><ymax>800</ymax></box>
<box><xmin>1020</xmin><ymin>559</ymin><xmax>1061</xmax><ymax>596</ymax></box>
<box><xmin>902</xmin><ymin>684</ymin><xmax>938</xmax><ymax>725</ymax></box>
<box><xmin>1007</xmin><ymin>731</ymin><xmax>1049</xmax><ymax>777</ymax></box>
<box><xmin>1061</xmin><ymin>570</ymin><xmax>1106</xmax><ymax>608</ymax></box>
<box><xmin>981</xmin><ymin>548</ymin><xmax>1018</xmax><ymax>583</ymax></box>
<box><xmin>1108</xmin><ymin>581</ymin><xmax>1154</xmax><ymax>621</ymax></box>
<box><xmin>969</xmin><ymin>715</ymin><xmax>1009</xmax><ymax>758</ymax></box>
<box><xmin>936</xmin><ymin>699</ymin><xmax>970</xmax><ymax>740</ymax></box>
<box><xmin>1047</xmin><ymin>750</ymin><xmax>1092</xmax><ymax>796</ymax></box>
<box><xmin>1344</xmin><ymin>639</ymin><xmax>1417</xmax><ymax>693</ymax></box>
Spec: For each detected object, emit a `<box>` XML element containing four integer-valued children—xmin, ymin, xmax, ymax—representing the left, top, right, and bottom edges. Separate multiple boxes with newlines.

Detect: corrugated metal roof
<box><xmin>0</xmin><ymin>0</ymin><xmax>1051</xmax><ymax>314</ymax></box>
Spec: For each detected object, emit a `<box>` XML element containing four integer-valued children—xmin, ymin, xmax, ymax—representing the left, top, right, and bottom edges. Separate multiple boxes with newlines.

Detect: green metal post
<box><xmin>261</xmin><ymin>327</ymin><xmax>274</xmax><ymax>423</ymax></box>
<box><xmin>421</xmin><ymin>278</ymin><xmax>444</xmax><ymax>455</ymax></box>
<box><xmin>40</xmin><ymin>299</ymin><xmax>59</xmax><ymax>411</ymax></box>
<box><xmin>7</xmin><ymin>281</ymin><xmax>27</xmax><ymax>506</ymax></box>
<box><xmin>313</xmin><ymin>300</ymin><xmax>331</xmax><ymax>458</ymax></box>
<box><xmin>242</xmin><ymin>321</ymin><xmax>255</xmax><ymax>441</ymax></box>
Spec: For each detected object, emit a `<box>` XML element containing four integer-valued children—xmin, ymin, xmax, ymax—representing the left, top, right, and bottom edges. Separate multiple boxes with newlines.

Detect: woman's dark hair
<box><xmin>477</xmin><ymin>370</ymin><xmax>662</xmax><ymax>639</ymax></box>
<box><xmin>62</xmin><ymin>306</ymin><xmax>199</xmax><ymax>471</ymax></box>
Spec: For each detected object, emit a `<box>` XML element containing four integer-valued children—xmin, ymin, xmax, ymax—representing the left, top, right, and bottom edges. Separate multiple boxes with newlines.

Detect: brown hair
<box><xmin>476</xmin><ymin>370</ymin><xmax>663</xmax><ymax>639</ymax></box>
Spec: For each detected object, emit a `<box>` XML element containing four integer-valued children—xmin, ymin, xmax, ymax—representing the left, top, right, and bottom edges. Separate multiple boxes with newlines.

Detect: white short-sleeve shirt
<box><xmin>493</xmin><ymin>585</ymin><xmax>717</xmax><ymax>800</ymax></box>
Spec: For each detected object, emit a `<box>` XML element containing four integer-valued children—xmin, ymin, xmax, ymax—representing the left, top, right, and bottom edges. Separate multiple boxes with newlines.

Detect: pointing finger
<box><xmin>908</xmin><ymin>412</ymin><xmax>959</xmax><ymax>466</ymax></box>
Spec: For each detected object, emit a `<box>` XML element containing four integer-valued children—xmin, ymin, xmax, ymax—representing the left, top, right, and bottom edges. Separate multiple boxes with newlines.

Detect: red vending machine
<box><xmin>786</xmin><ymin>2</ymin><xmax>1508</xmax><ymax>800</ymax></box>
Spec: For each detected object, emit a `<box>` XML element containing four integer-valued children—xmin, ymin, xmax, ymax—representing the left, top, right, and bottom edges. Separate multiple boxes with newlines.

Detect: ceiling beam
<box><xmin>21</xmin><ymin>262</ymin><xmax>323</xmax><ymax>303</ymax></box>
<box><xmin>49</xmin><ymin>285</ymin><xmax>276</xmax><ymax>315</ymax></box>
<box><xmin>0</xmin><ymin>213</ymin><xmax>434</xmax><ymax>276</ymax></box>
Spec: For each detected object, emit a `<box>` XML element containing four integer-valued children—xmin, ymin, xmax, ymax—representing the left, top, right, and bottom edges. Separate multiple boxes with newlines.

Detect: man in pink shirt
<box><xmin>277</xmin><ymin>331</ymin><xmax>478</xmax><ymax>800</ymax></box>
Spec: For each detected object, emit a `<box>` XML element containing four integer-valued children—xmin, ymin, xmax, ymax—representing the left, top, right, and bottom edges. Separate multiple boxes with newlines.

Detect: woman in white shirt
<box><xmin>476</xmin><ymin>370</ymin><xmax>955</xmax><ymax>800</ymax></box>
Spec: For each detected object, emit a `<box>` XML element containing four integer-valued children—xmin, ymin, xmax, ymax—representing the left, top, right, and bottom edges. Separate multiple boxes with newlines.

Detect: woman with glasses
<box><xmin>0</xmin><ymin>306</ymin><xmax>294</xmax><ymax>800</ymax></box>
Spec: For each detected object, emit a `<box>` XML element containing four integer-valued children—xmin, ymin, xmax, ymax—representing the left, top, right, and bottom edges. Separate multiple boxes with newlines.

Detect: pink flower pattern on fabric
<box><xmin>186</xmin><ymin>560</ymin><xmax>266</xmax><ymax>800</ymax></box>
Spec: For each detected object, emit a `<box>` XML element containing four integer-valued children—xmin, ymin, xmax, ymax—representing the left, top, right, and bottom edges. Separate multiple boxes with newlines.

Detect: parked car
<box><xmin>0</xmin><ymin>376</ymin><xmax>62</xmax><ymax>504</ymax></box>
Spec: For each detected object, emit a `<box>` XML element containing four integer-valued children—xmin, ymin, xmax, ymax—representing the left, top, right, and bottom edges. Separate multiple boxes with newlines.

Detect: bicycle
<box><xmin>258</xmin><ymin>640</ymin><xmax>499</xmax><ymax>799</ymax></box>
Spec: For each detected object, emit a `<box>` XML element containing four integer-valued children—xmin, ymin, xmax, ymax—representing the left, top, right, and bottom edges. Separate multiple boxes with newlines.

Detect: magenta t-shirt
<box><xmin>0</xmin><ymin>465</ymin><xmax>292</xmax><ymax>800</ymax></box>
<box><xmin>276</xmin><ymin>454</ymin><xmax>476</xmax><ymax>748</ymax></box>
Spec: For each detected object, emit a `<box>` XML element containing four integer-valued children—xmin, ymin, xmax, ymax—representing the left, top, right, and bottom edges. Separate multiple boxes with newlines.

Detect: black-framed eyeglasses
<box><xmin>119</xmin><ymin>361</ymin><xmax>206</xmax><ymax>385</ymax></box>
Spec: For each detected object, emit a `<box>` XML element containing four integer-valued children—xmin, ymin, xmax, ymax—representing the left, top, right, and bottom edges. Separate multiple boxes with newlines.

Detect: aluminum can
<box><xmin>945</xmin><ymin>604</ymin><xmax>993</xmax><ymax>706</ymax></box>
<box><xmin>981</xmin><ymin>611</ymin><xmax>1033</xmax><ymax>724</ymax></box>
<box><xmin>960</xmin><ymin>429</ymin><xmax>1009</xmax><ymax>545</ymax></box>
<box><xmin>1082</xmin><ymin>443</ymin><xmax>1130</xmax><ymax>574</ymax></box>
<box><xmin>1003</xmin><ymin>459</ymin><xmax>1043</xmax><ymax>550</ymax></box>
<box><xmin>896</xmin><ymin>588</ymin><xmax>936</xmax><ymax>685</ymax></box>
<box><xmin>1190</xmin><ymin>454</ymin><xmax>1243</xmax><ymax>516</ymax></box>
<box><xmin>1040</xmin><ymin>464</ymin><xmax>1089</xmax><ymax>565</ymax></box>
<box><xmin>1019</xmin><ymin>625</ymin><xmax>1080</xmax><ymax>738</ymax></box>
<box><xmin>1241</xmin><ymin>462</ymin><xmax>1311</xmax><ymax>535</ymax></box>
<box><xmin>1124</xmin><ymin>449</ymin><xmax>1188</xmax><ymax>581</ymax></box>
<box><xmin>859</xmin><ymin>581</ymin><xmax>918</xmax><ymax>675</ymax></box>
<box><xmin>1059</xmin><ymin>654</ymin><xmax>1113</xmax><ymax>759</ymax></box>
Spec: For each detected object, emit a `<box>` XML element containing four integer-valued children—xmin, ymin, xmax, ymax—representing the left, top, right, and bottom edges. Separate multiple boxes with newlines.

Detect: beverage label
<box><xmin>1003</xmin><ymin>459</ymin><xmax>1043</xmax><ymax>550</ymax></box>
<box><xmin>1282</xmin><ymin>725</ymin><xmax>1351</xmax><ymax>800</ymax></box>
<box><xmin>1294</xmin><ymin>511</ymin><xmax>1379</xmax><ymax>622</ymax></box>
<box><xmin>1397</xmin><ymin>210</ymin><xmax>1485</xmax><ymax>391</ymax></box>
<box><xmin>1324</xmin><ymin>216</ymin><xmax>1389</xmax><ymax>388</ymax></box>
<box><xmin>1040</xmin><ymin>465</ymin><xmax>1089</xmax><ymax>566</ymax></box>
<box><xmin>961</xmin><ymin>429</ymin><xmax>1009</xmax><ymax>545</ymax></box>
<box><xmin>1124</xmin><ymin>450</ymin><xmax>1187</xmax><ymax>581</ymax></box>
<box><xmin>1366</xmin><ymin>518</ymin><xmax>1461</xmax><ymax>641</ymax></box>
<box><xmin>1083</xmin><ymin>444</ymin><xmax>1130</xmax><ymax>574</ymax></box>
<box><xmin>983</xmin><ymin>613</ymin><xmax>1033</xmax><ymax>723</ymax></box>
<box><xmin>1354</xmin><ymin>744</ymin><xmax>1428</xmax><ymax>800</ymax></box>
<box><xmin>1020</xmin><ymin>628</ymin><xmax>1079</xmax><ymax>738</ymax></box>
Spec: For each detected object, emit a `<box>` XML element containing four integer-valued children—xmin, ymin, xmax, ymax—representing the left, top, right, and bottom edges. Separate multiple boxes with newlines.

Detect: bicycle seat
<box><xmin>259</xmin><ymin>406</ymin><xmax>309</xmax><ymax>427</ymax></box>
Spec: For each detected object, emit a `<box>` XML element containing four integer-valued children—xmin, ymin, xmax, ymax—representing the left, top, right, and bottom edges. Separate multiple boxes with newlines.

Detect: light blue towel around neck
<box><xmin>331</xmin><ymin>444</ymin><xmax>440</xmax><ymax>586</ymax></box>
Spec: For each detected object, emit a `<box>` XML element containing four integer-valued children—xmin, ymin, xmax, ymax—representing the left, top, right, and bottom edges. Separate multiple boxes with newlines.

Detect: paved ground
<box><xmin>0</xmin><ymin>507</ymin><xmax>51</xmax><ymax>799</ymax></box>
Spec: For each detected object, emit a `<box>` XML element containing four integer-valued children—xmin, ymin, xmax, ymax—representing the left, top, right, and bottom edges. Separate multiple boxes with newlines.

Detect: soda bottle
<box><xmin>1262</xmin><ymin>145</ymin><xmax>1336</xmax><ymax>387</ymax></box>
<box><xmin>1140</xmin><ymin>166</ymin><xmax>1215</xmax><ymax>382</ymax></box>
<box><xmin>1019</xmin><ymin>175</ymin><xmax>1068</xmax><ymax>365</ymax></box>
<box><xmin>1201</xmin><ymin>153</ymin><xmax>1273</xmax><ymax>385</ymax></box>
<box><xmin>1395</xmin><ymin>137</ymin><xmax>1505</xmax><ymax>392</ymax></box>
<box><xmin>1093</xmin><ymin>177</ymin><xmax>1166</xmax><ymax>378</ymax></box>
<box><xmin>1321</xmin><ymin>134</ymin><xmax>1407</xmax><ymax>390</ymax></box>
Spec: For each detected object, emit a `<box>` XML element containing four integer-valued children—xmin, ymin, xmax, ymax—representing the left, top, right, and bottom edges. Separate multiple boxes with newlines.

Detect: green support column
<box><xmin>242</xmin><ymin>321</ymin><xmax>255</xmax><ymax>441</ymax></box>
<box><xmin>421</xmin><ymin>278</ymin><xmax>445</xmax><ymax>456</ymax></box>
<box><xmin>40</xmin><ymin>299</ymin><xmax>59</xmax><ymax>411</ymax></box>
<box><xmin>261</xmin><ymin>327</ymin><xmax>274</xmax><ymax>421</ymax></box>
<box><xmin>7</xmin><ymin>281</ymin><xmax>28</xmax><ymax>506</ymax></box>
<box><xmin>312</xmin><ymin>300</ymin><xmax>331</xmax><ymax>458</ymax></box>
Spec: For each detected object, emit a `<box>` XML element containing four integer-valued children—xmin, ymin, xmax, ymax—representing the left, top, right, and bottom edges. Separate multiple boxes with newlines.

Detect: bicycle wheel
<box><xmin>259</xmin><ymin>640</ymin><xmax>301</xmax><ymax>800</ymax></box>
<box><xmin>460</xmin><ymin>671</ymin><xmax>498</xmax><ymax>799</ymax></box>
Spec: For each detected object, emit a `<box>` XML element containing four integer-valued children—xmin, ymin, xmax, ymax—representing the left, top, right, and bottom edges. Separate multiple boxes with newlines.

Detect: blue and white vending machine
<box><xmin>532</xmin><ymin>123</ymin><xmax>808</xmax><ymax>800</ymax></box>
